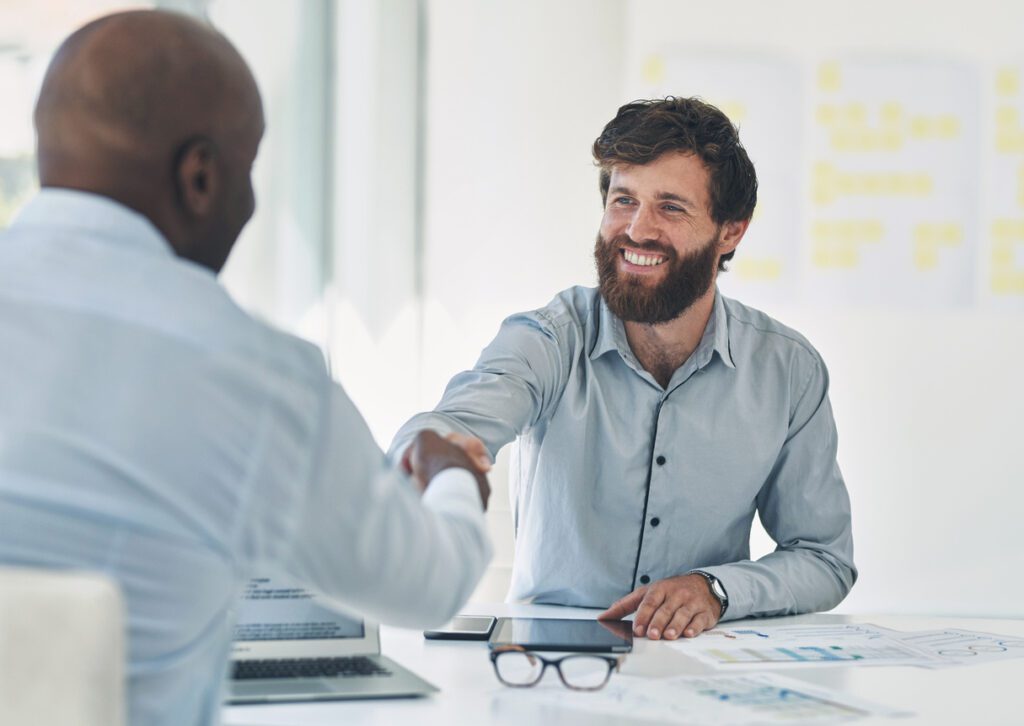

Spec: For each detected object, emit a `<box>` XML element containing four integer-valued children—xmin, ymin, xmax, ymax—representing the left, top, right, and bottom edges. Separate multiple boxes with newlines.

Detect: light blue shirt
<box><xmin>391</xmin><ymin>286</ymin><xmax>855</xmax><ymax>620</ymax></box>
<box><xmin>0</xmin><ymin>189</ymin><xmax>490</xmax><ymax>726</ymax></box>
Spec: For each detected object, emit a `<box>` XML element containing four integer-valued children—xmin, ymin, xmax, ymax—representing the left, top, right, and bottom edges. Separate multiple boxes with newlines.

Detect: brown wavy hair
<box><xmin>592</xmin><ymin>97</ymin><xmax>758</xmax><ymax>270</ymax></box>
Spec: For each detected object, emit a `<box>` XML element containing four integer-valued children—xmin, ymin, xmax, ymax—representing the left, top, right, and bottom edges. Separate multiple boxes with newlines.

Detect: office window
<box><xmin>211</xmin><ymin>0</ymin><xmax>424</xmax><ymax>446</ymax></box>
<box><xmin>0</xmin><ymin>2</ymin><xmax>155</xmax><ymax>227</ymax></box>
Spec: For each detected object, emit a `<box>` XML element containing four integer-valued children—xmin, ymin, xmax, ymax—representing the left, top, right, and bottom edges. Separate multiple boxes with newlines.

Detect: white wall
<box><xmin>423</xmin><ymin>0</ymin><xmax>1024</xmax><ymax>616</ymax></box>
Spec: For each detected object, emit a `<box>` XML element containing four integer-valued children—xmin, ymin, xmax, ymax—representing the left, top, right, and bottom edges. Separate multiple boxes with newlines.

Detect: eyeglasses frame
<box><xmin>489</xmin><ymin>644</ymin><xmax>626</xmax><ymax>691</ymax></box>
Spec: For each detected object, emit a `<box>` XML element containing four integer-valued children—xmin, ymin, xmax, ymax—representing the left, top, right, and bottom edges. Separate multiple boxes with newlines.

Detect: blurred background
<box><xmin>1</xmin><ymin>0</ymin><xmax>1021</xmax><ymax>618</ymax></box>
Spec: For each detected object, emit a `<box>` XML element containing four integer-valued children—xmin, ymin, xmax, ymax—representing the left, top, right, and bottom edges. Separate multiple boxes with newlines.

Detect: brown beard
<box><xmin>594</xmin><ymin>231</ymin><xmax>720</xmax><ymax>324</ymax></box>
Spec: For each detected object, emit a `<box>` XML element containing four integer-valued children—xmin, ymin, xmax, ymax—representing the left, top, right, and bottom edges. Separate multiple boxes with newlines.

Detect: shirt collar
<box><xmin>590</xmin><ymin>293</ymin><xmax>632</xmax><ymax>361</ymax></box>
<box><xmin>698</xmin><ymin>289</ymin><xmax>736</xmax><ymax>370</ymax></box>
<box><xmin>590</xmin><ymin>287</ymin><xmax>736</xmax><ymax>370</ymax></box>
<box><xmin>10</xmin><ymin>187</ymin><xmax>175</xmax><ymax>260</ymax></box>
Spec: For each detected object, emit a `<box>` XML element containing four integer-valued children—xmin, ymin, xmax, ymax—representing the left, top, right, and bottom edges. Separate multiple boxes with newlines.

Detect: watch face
<box><xmin>711</xmin><ymin>580</ymin><xmax>726</xmax><ymax>600</ymax></box>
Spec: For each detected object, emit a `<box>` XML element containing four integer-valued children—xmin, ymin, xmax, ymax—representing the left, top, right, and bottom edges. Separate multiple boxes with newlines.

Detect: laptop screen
<box><xmin>233</xmin><ymin>575</ymin><xmax>365</xmax><ymax>645</ymax></box>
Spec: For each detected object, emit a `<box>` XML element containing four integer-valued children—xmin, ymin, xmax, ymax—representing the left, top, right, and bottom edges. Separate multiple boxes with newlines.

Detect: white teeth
<box><xmin>623</xmin><ymin>250</ymin><xmax>666</xmax><ymax>267</ymax></box>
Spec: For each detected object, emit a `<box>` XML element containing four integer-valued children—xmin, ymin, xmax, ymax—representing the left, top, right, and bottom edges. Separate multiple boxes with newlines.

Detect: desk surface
<box><xmin>223</xmin><ymin>603</ymin><xmax>1024</xmax><ymax>725</ymax></box>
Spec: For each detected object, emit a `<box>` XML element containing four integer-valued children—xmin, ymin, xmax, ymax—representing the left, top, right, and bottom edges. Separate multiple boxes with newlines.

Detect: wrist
<box><xmin>690</xmin><ymin>570</ymin><xmax>728</xmax><ymax>619</ymax></box>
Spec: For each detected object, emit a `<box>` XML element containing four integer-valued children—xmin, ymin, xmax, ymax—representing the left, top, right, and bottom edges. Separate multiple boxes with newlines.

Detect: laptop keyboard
<box><xmin>233</xmin><ymin>656</ymin><xmax>392</xmax><ymax>680</ymax></box>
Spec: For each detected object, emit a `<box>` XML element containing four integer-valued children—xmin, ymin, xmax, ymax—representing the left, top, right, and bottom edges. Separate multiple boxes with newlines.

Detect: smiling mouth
<box><xmin>621</xmin><ymin>248</ymin><xmax>668</xmax><ymax>267</ymax></box>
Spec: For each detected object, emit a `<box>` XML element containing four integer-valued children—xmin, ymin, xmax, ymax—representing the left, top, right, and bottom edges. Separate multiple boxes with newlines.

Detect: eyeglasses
<box><xmin>489</xmin><ymin>645</ymin><xmax>625</xmax><ymax>691</ymax></box>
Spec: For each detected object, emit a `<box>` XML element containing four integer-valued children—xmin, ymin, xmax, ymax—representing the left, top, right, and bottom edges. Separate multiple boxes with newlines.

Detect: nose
<box><xmin>625</xmin><ymin>203</ymin><xmax>661</xmax><ymax>243</ymax></box>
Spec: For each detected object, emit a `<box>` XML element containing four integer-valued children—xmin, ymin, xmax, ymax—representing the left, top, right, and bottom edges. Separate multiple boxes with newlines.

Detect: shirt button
<box><xmin>655</xmin><ymin>455</ymin><xmax>666</xmax><ymax>466</ymax></box>
<box><xmin>639</xmin><ymin>575</ymin><xmax>650</xmax><ymax>585</ymax></box>
<box><xmin>650</xmin><ymin>517</ymin><xmax>660</xmax><ymax>527</ymax></box>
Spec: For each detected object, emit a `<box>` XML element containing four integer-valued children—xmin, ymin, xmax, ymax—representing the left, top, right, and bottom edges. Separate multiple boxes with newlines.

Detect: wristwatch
<box><xmin>691</xmin><ymin>570</ymin><xmax>729</xmax><ymax>618</ymax></box>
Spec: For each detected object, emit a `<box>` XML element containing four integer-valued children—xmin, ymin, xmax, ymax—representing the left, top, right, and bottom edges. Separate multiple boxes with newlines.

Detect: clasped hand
<box><xmin>401</xmin><ymin>430</ymin><xmax>492</xmax><ymax>510</ymax></box>
<box><xmin>598</xmin><ymin>573</ymin><xmax>721</xmax><ymax>640</ymax></box>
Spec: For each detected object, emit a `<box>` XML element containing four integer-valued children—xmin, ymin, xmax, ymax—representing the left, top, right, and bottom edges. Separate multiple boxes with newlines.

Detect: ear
<box><xmin>174</xmin><ymin>136</ymin><xmax>220</xmax><ymax>218</ymax></box>
<box><xmin>717</xmin><ymin>218</ymin><xmax>750</xmax><ymax>256</ymax></box>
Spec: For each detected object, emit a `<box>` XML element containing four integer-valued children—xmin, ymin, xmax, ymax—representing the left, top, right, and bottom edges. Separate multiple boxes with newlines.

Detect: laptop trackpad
<box><xmin>233</xmin><ymin>680</ymin><xmax>333</xmax><ymax>699</ymax></box>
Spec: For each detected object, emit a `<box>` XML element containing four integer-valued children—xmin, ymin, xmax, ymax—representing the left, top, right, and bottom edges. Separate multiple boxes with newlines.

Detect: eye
<box><xmin>612</xmin><ymin>196</ymin><xmax>635</xmax><ymax>206</ymax></box>
<box><xmin>662</xmin><ymin>203</ymin><xmax>685</xmax><ymax>213</ymax></box>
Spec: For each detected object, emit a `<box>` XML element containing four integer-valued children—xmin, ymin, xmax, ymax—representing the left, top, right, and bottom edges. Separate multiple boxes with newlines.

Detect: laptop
<box><xmin>225</xmin><ymin>574</ymin><xmax>437</xmax><ymax>704</ymax></box>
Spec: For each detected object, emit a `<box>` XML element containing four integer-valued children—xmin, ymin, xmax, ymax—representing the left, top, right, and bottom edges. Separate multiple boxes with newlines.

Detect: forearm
<box><xmin>287</xmin><ymin>467</ymin><xmax>492</xmax><ymax>629</ymax></box>
<box><xmin>699</xmin><ymin>542</ymin><xmax>856</xmax><ymax>621</ymax></box>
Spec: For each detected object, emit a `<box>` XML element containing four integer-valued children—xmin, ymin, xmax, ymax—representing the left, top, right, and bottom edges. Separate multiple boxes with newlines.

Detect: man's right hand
<box><xmin>401</xmin><ymin>430</ymin><xmax>491</xmax><ymax>510</ymax></box>
<box><xmin>442</xmin><ymin>432</ymin><xmax>492</xmax><ymax>472</ymax></box>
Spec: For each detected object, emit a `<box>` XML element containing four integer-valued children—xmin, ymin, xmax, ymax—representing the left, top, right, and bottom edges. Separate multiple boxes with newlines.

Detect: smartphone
<box><xmin>423</xmin><ymin>615</ymin><xmax>497</xmax><ymax>641</ymax></box>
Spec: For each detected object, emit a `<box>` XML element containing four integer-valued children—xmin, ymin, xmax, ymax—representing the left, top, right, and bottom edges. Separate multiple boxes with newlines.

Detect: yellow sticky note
<box><xmin>996</xmin><ymin>68</ymin><xmax>1020</xmax><ymax>97</ymax></box>
<box><xmin>642</xmin><ymin>55</ymin><xmax>665</xmax><ymax>86</ymax></box>
<box><xmin>819</xmin><ymin>62</ymin><xmax>842</xmax><ymax>93</ymax></box>
<box><xmin>937</xmin><ymin>115</ymin><xmax>960</xmax><ymax>139</ymax></box>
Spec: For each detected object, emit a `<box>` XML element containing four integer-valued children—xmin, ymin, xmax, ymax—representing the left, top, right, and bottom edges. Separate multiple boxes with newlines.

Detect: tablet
<box><xmin>488</xmin><ymin>618</ymin><xmax>633</xmax><ymax>653</ymax></box>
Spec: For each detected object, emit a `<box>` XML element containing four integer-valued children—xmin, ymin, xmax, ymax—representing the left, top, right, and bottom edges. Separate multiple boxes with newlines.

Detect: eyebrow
<box><xmin>608</xmin><ymin>185</ymin><xmax>697</xmax><ymax>209</ymax></box>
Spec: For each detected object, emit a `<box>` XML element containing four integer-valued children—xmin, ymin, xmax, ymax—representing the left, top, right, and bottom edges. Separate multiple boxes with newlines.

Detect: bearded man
<box><xmin>390</xmin><ymin>97</ymin><xmax>856</xmax><ymax>639</ymax></box>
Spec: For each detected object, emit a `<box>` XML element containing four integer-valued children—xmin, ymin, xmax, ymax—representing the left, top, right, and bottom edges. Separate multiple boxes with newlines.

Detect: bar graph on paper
<box><xmin>676</xmin><ymin>623</ymin><xmax>946</xmax><ymax>669</ymax></box>
<box><xmin>707</xmin><ymin>643</ymin><xmax>920</xmax><ymax>666</ymax></box>
<box><xmin>691</xmin><ymin>675</ymin><xmax>875</xmax><ymax>721</ymax></box>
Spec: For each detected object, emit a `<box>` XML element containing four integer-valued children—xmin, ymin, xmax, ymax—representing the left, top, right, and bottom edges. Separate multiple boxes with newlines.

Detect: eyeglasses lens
<box><xmin>495</xmin><ymin>651</ymin><xmax>543</xmax><ymax>685</ymax></box>
<box><xmin>558</xmin><ymin>655</ymin><xmax>611</xmax><ymax>689</ymax></box>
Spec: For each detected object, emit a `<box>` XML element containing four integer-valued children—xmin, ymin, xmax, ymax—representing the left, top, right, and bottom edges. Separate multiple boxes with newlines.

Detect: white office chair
<box><xmin>0</xmin><ymin>567</ymin><xmax>125</xmax><ymax>726</ymax></box>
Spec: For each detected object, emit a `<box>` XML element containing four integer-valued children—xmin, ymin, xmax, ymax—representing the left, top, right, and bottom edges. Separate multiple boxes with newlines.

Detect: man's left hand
<box><xmin>597</xmin><ymin>574</ymin><xmax>721</xmax><ymax>640</ymax></box>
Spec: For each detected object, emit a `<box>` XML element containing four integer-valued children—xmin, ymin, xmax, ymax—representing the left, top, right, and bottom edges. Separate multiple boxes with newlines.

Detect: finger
<box><xmin>632</xmin><ymin>588</ymin><xmax>667</xmax><ymax>636</ymax></box>
<box><xmin>474</xmin><ymin>472</ymin><xmax>491</xmax><ymax>511</ymax></box>
<box><xmin>662</xmin><ymin>608</ymin><xmax>695</xmax><ymax>640</ymax></box>
<box><xmin>598</xmin><ymin>587</ymin><xmax>646</xmax><ymax>621</ymax></box>
<box><xmin>401</xmin><ymin>444</ymin><xmax>428</xmax><ymax>491</ymax></box>
<box><xmin>646</xmin><ymin>600</ymin><xmax>687</xmax><ymax>640</ymax></box>
<box><xmin>406</xmin><ymin>431</ymin><xmax>450</xmax><ymax>490</ymax></box>
<box><xmin>682</xmin><ymin>609</ymin><xmax>717</xmax><ymax>638</ymax></box>
<box><xmin>445</xmin><ymin>432</ymin><xmax>492</xmax><ymax>472</ymax></box>
<box><xmin>400</xmin><ymin>445</ymin><xmax>413</xmax><ymax>475</ymax></box>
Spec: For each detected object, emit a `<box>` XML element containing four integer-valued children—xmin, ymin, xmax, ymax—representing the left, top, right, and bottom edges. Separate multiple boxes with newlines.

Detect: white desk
<box><xmin>223</xmin><ymin>603</ymin><xmax>1024</xmax><ymax>725</ymax></box>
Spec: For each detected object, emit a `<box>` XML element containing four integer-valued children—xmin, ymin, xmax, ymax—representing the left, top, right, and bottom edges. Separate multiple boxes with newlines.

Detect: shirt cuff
<box><xmin>420</xmin><ymin>467</ymin><xmax>485</xmax><ymax>520</ymax></box>
<box><xmin>694</xmin><ymin>565</ymin><xmax>747</xmax><ymax>621</ymax></box>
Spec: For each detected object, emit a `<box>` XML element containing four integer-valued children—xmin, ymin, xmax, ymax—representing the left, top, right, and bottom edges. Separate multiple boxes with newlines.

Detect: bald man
<box><xmin>0</xmin><ymin>11</ymin><xmax>490</xmax><ymax>726</ymax></box>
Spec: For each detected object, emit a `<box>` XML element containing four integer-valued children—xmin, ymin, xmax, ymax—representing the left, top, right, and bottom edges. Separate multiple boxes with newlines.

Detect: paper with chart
<box><xmin>672</xmin><ymin>623</ymin><xmax>940</xmax><ymax>669</ymax></box>
<box><xmin>874</xmin><ymin>626</ymin><xmax>1024</xmax><ymax>667</ymax></box>
<box><xmin>503</xmin><ymin>672</ymin><xmax>907</xmax><ymax>724</ymax></box>
<box><xmin>671</xmin><ymin>623</ymin><xmax>1024</xmax><ymax>670</ymax></box>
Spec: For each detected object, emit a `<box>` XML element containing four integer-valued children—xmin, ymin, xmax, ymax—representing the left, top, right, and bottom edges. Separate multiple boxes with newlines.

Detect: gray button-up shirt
<box><xmin>391</xmin><ymin>286</ymin><xmax>856</xmax><ymax>620</ymax></box>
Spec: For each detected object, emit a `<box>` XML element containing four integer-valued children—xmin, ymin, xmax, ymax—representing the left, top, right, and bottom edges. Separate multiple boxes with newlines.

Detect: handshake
<box><xmin>401</xmin><ymin>431</ymin><xmax>493</xmax><ymax>510</ymax></box>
